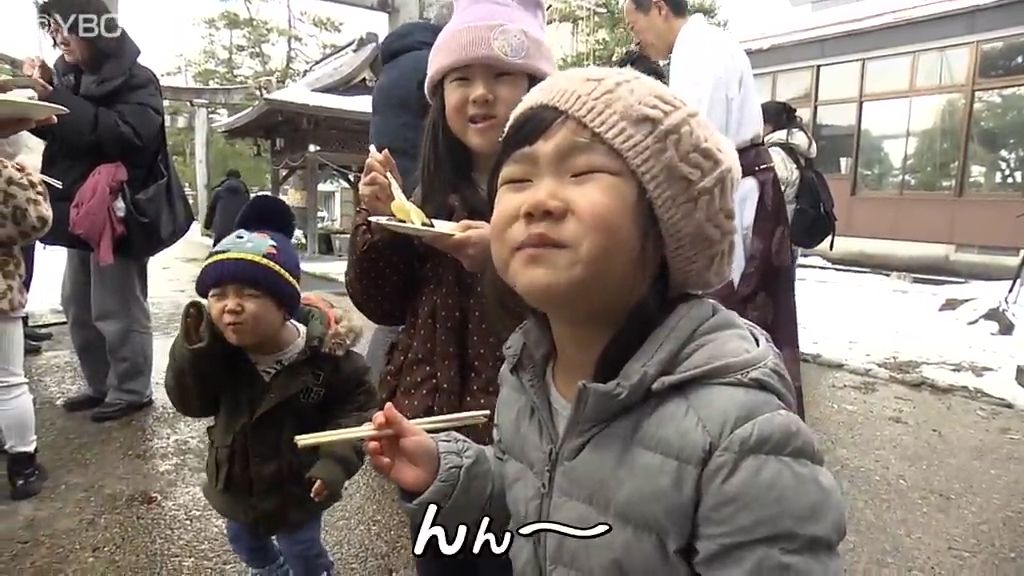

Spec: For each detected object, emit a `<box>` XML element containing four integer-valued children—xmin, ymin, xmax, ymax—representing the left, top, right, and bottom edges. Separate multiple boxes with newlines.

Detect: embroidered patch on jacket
<box><xmin>491</xmin><ymin>24</ymin><xmax>529</xmax><ymax>62</ymax></box>
<box><xmin>299</xmin><ymin>385</ymin><xmax>325</xmax><ymax>404</ymax></box>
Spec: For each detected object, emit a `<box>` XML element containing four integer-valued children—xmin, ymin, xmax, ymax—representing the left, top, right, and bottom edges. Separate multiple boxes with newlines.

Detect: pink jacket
<box><xmin>69</xmin><ymin>162</ymin><xmax>128</xmax><ymax>265</ymax></box>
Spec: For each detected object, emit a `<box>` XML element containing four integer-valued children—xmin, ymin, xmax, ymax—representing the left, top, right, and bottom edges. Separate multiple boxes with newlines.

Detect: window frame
<box><xmin>758</xmin><ymin>34</ymin><xmax>1024</xmax><ymax>198</ymax></box>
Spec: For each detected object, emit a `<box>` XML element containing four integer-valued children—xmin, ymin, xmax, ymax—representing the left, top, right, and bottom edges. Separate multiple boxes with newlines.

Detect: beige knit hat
<box><xmin>505</xmin><ymin>67</ymin><xmax>739</xmax><ymax>295</ymax></box>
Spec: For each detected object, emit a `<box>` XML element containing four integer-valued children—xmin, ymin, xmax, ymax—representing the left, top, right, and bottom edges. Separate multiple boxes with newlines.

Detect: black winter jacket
<box><xmin>204</xmin><ymin>177</ymin><xmax>251</xmax><ymax>245</ymax></box>
<box><xmin>370</xmin><ymin>22</ymin><xmax>441</xmax><ymax>192</ymax></box>
<box><xmin>31</xmin><ymin>33</ymin><xmax>164</xmax><ymax>251</ymax></box>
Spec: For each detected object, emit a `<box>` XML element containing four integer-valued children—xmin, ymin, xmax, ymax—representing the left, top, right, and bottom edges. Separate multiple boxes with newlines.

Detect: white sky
<box><xmin>0</xmin><ymin>0</ymin><xmax>917</xmax><ymax>81</ymax></box>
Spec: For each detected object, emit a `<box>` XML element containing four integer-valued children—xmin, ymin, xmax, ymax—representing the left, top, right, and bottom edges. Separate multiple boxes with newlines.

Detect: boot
<box><xmin>23</xmin><ymin>316</ymin><xmax>52</xmax><ymax>343</ymax></box>
<box><xmin>7</xmin><ymin>450</ymin><xmax>48</xmax><ymax>501</ymax></box>
<box><xmin>61</xmin><ymin>392</ymin><xmax>106</xmax><ymax>413</ymax></box>
<box><xmin>24</xmin><ymin>339</ymin><xmax>42</xmax><ymax>356</ymax></box>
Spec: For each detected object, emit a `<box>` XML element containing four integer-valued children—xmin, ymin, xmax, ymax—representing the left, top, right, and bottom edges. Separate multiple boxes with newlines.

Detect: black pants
<box><xmin>22</xmin><ymin>241</ymin><xmax>35</xmax><ymax>292</ymax></box>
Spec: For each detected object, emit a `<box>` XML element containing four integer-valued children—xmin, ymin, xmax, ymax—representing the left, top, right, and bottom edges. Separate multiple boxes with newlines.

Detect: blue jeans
<box><xmin>226</xmin><ymin>515</ymin><xmax>333</xmax><ymax>576</ymax></box>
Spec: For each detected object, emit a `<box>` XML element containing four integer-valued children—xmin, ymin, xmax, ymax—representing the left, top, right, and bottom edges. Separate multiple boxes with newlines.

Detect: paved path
<box><xmin>2</xmin><ymin>235</ymin><xmax>1021</xmax><ymax>574</ymax></box>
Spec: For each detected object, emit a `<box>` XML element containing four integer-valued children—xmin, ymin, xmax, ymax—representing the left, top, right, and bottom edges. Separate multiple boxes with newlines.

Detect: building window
<box><xmin>915</xmin><ymin>46</ymin><xmax>971</xmax><ymax>88</ymax></box>
<box><xmin>964</xmin><ymin>86</ymin><xmax>1024</xmax><ymax>196</ymax></box>
<box><xmin>977</xmin><ymin>35</ymin><xmax>1024</xmax><ymax>81</ymax></box>
<box><xmin>903</xmin><ymin>93</ymin><xmax>966</xmax><ymax>193</ymax></box>
<box><xmin>857</xmin><ymin>98</ymin><xmax>910</xmax><ymax>193</ymax></box>
<box><xmin>775</xmin><ymin>68</ymin><xmax>813</xmax><ymax>101</ymax></box>
<box><xmin>864</xmin><ymin>54</ymin><xmax>914</xmax><ymax>95</ymax></box>
<box><xmin>817</xmin><ymin>61</ymin><xmax>861</xmax><ymax>101</ymax></box>
<box><xmin>813</xmin><ymin>103</ymin><xmax>858</xmax><ymax>175</ymax></box>
<box><xmin>858</xmin><ymin>94</ymin><xmax>966</xmax><ymax>194</ymax></box>
<box><xmin>795</xmin><ymin>107</ymin><xmax>812</xmax><ymax>127</ymax></box>
<box><xmin>755</xmin><ymin>74</ymin><xmax>774</xmax><ymax>102</ymax></box>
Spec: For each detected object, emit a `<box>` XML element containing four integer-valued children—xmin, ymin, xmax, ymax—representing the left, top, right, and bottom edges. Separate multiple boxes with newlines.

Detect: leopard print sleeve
<box><xmin>0</xmin><ymin>158</ymin><xmax>52</xmax><ymax>248</ymax></box>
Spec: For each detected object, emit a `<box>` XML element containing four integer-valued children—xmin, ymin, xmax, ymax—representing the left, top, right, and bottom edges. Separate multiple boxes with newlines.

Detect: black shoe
<box><xmin>90</xmin><ymin>399</ymin><xmax>154</xmax><ymax>422</ymax></box>
<box><xmin>8</xmin><ymin>451</ymin><xmax>48</xmax><ymax>501</ymax></box>
<box><xmin>61</xmin><ymin>393</ymin><xmax>106</xmax><ymax>413</ymax></box>
<box><xmin>24</xmin><ymin>327</ymin><xmax>53</xmax><ymax>343</ymax></box>
<box><xmin>24</xmin><ymin>339</ymin><xmax>42</xmax><ymax>355</ymax></box>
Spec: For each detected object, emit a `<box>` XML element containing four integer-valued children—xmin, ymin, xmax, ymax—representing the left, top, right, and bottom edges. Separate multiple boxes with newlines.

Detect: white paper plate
<box><xmin>369</xmin><ymin>216</ymin><xmax>459</xmax><ymax>238</ymax></box>
<box><xmin>0</xmin><ymin>95</ymin><xmax>69</xmax><ymax>121</ymax></box>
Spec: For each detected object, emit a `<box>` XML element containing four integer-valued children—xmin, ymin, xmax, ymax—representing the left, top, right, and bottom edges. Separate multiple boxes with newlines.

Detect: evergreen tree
<box><xmin>549</xmin><ymin>0</ymin><xmax>726</xmax><ymax>68</ymax></box>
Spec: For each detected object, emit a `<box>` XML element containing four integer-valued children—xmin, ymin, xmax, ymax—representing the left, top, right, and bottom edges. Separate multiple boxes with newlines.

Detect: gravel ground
<box><xmin>2</xmin><ymin>238</ymin><xmax>1021</xmax><ymax>574</ymax></box>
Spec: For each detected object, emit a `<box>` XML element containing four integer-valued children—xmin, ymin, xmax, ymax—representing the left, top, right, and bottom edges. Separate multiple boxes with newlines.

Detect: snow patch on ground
<box><xmin>796</xmin><ymin>265</ymin><xmax>1024</xmax><ymax>408</ymax></box>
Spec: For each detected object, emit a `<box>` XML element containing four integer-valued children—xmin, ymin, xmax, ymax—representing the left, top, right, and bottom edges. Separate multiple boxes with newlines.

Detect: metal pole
<box><xmin>193</xmin><ymin>101</ymin><xmax>210</xmax><ymax>221</ymax></box>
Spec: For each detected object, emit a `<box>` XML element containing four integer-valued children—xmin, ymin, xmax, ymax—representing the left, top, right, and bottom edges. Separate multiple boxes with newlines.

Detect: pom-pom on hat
<box><xmin>195</xmin><ymin>195</ymin><xmax>302</xmax><ymax>316</ymax></box>
<box><xmin>504</xmin><ymin>67</ymin><xmax>740</xmax><ymax>296</ymax></box>
<box><xmin>424</xmin><ymin>0</ymin><xmax>556</xmax><ymax>102</ymax></box>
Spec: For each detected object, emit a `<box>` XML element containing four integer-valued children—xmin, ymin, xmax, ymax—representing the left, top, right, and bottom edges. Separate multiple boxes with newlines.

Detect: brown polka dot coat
<box><xmin>345</xmin><ymin>207</ymin><xmax>505</xmax><ymax>445</ymax></box>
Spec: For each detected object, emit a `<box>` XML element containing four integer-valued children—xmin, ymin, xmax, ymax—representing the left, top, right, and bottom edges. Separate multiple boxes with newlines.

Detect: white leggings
<box><xmin>0</xmin><ymin>316</ymin><xmax>37</xmax><ymax>454</ymax></box>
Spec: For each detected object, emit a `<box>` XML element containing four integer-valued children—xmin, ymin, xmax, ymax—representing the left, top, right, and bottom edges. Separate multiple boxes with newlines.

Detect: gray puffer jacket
<box><xmin>403</xmin><ymin>298</ymin><xmax>846</xmax><ymax>575</ymax></box>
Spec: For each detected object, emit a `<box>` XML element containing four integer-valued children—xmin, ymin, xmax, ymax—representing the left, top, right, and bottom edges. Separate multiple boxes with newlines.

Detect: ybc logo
<box><xmin>39</xmin><ymin>13</ymin><xmax>122</xmax><ymax>39</ymax></box>
<box><xmin>413</xmin><ymin>503</ymin><xmax>612</xmax><ymax>557</ymax></box>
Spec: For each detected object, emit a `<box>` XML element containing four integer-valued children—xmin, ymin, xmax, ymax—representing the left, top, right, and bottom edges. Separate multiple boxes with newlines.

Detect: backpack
<box><xmin>775</xmin><ymin>144</ymin><xmax>838</xmax><ymax>251</ymax></box>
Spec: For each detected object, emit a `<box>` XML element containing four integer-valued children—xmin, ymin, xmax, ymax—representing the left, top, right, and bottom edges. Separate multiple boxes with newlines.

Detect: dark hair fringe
<box><xmin>37</xmin><ymin>0</ymin><xmax>124</xmax><ymax>67</ymax></box>
<box><xmin>417</xmin><ymin>76</ymin><xmax>543</xmax><ymax>221</ymax></box>
<box><xmin>614</xmin><ymin>47</ymin><xmax>667</xmax><ymax>84</ymax></box>
<box><xmin>761</xmin><ymin>100</ymin><xmax>805</xmax><ymax>132</ymax></box>
<box><xmin>482</xmin><ymin>105</ymin><xmax>679</xmax><ymax>380</ymax></box>
<box><xmin>417</xmin><ymin>83</ymin><xmax>482</xmax><ymax>220</ymax></box>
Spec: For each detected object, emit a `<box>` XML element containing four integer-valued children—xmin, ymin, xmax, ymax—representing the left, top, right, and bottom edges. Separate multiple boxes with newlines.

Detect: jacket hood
<box><xmin>506</xmin><ymin>298</ymin><xmax>796</xmax><ymax>431</ymax></box>
<box><xmin>214</xmin><ymin>177</ymin><xmax>250</xmax><ymax>196</ymax></box>
<box><xmin>297</xmin><ymin>293</ymin><xmax>363</xmax><ymax>356</ymax></box>
<box><xmin>765</xmin><ymin>127</ymin><xmax>817</xmax><ymax>160</ymax></box>
<box><xmin>380</xmin><ymin>21</ymin><xmax>442</xmax><ymax>66</ymax></box>
<box><xmin>54</xmin><ymin>31</ymin><xmax>144</xmax><ymax>98</ymax></box>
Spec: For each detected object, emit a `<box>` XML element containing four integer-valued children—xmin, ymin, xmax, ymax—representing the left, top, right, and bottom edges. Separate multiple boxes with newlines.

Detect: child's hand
<box><xmin>423</xmin><ymin>220</ymin><xmax>491</xmax><ymax>272</ymax></box>
<box><xmin>359</xmin><ymin>148</ymin><xmax>399</xmax><ymax>217</ymax></box>
<box><xmin>310</xmin><ymin>479</ymin><xmax>330</xmax><ymax>502</ymax></box>
<box><xmin>365</xmin><ymin>402</ymin><xmax>439</xmax><ymax>495</ymax></box>
<box><xmin>183</xmin><ymin>302</ymin><xmax>206</xmax><ymax>346</ymax></box>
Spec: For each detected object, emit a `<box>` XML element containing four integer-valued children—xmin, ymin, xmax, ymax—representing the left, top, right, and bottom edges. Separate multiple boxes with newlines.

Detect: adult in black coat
<box><xmin>369</xmin><ymin>20</ymin><xmax>443</xmax><ymax>193</ymax></box>
<box><xmin>203</xmin><ymin>169</ymin><xmax>252</xmax><ymax>245</ymax></box>
<box><xmin>27</xmin><ymin>0</ymin><xmax>165</xmax><ymax>423</ymax></box>
<box><xmin>363</xmin><ymin>15</ymin><xmax>449</xmax><ymax>387</ymax></box>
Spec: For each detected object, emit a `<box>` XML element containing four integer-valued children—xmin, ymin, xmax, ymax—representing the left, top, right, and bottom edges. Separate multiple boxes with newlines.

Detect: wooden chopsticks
<box><xmin>368</xmin><ymin>144</ymin><xmax>409</xmax><ymax>204</ymax></box>
<box><xmin>39</xmin><ymin>174</ymin><xmax>62</xmax><ymax>189</ymax></box>
<box><xmin>294</xmin><ymin>409</ymin><xmax>491</xmax><ymax>448</ymax></box>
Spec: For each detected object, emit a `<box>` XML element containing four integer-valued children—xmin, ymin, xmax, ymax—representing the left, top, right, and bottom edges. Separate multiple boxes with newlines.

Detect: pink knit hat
<box><xmin>424</xmin><ymin>0</ymin><xmax>556</xmax><ymax>102</ymax></box>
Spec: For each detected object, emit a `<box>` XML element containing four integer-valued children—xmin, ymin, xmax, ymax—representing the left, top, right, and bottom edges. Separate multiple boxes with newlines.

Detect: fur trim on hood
<box><xmin>301</xmin><ymin>293</ymin><xmax>363</xmax><ymax>356</ymax></box>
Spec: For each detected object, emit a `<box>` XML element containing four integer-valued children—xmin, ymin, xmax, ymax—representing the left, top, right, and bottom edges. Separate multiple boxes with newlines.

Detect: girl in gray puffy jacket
<box><xmin>365</xmin><ymin>68</ymin><xmax>847</xmax><ymax>575</ymax></box>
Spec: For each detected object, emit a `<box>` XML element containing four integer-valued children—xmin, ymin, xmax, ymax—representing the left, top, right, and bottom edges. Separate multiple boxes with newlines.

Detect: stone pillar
<box><xmin>193</xmin><ymin>101</ymin><xmax>210</xmax><ymax>222</ymax></box>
